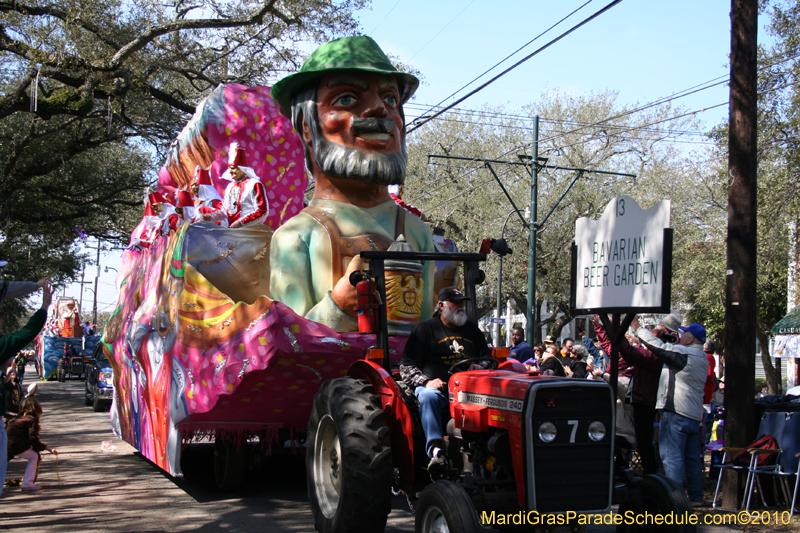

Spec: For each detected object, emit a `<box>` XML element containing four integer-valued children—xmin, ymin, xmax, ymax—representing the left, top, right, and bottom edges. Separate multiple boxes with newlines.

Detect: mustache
<box><xmin>351</xmin><ymin>117</ymin><xmax>396</xmax><ymax>134</ymax></box>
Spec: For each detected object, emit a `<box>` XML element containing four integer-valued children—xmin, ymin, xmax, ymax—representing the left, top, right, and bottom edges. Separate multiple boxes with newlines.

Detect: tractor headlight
<box><xmin>588</xmin><ymin>421</ymin><xmax>606</xmax><ymax>442</ymax></box>
<box><xmin>538</xmin><ymin>422</ymin><xmax>557</xmax><ymax>443</ymax></box>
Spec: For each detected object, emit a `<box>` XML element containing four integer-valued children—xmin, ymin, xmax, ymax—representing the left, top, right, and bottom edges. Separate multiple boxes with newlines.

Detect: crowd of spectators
<box><xmin>1</xmin><ymin>262</ymin><xmax>57</xmax><ymax>495</ymax></box>
<box><xmin>507</xmin><ymin>314</ymin><xmax>714</xmax><ymax>506</ymax></box>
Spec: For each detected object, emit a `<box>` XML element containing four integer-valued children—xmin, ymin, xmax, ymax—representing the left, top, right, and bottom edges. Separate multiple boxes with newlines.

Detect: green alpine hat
<box><xmin>270</xmin><ymin>36</ymin><xmax>419</xmax><ymax>118</ymax></box>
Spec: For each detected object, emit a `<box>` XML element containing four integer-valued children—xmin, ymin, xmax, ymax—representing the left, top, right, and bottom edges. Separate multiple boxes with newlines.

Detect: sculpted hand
<box><xmin>230</xmin><ymin>220</ymin><xmax>243</xmax><ymax>228</ymax></box>
<box><xmin>331</xmin><ymin>256</ymin><xmax>363</xmax><ymax>318</ymax></box>
<box><xmin>426</xmin><ymin>378</ymin><xmax>446</xmax><ymax>390</ymax></box>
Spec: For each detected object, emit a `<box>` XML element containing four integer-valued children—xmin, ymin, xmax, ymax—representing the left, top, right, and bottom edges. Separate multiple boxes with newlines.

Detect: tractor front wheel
<box><xmin>415</xmin><ymin>480</ymin><xmax>482</xmax><ymax>533</ymax></box>
<box><xmin>307</xmin><ymin>377</ymin><xmax>392</xmax><ymax>533</ymax></box>
<box><xmin>617</xmin><ymin>474</ymin><xmax>695</xmax><ymax>533</ymax></box>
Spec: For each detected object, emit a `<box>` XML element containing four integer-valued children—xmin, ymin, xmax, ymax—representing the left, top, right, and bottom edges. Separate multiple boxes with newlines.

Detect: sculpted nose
<box><xmin>361</xmin><ymin>90</ymin><xmax>387</xmax><ymax>118</ymax></box>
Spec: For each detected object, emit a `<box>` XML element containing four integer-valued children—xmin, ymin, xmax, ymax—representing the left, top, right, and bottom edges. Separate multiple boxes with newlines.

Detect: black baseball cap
<box><xmin>438</xmin><ymin>286</ymin><xmax>470</xmax><ymax>302</ymax></box>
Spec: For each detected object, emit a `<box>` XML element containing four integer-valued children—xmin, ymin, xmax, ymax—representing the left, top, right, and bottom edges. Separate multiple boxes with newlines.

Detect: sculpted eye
<box><xmin>383</xmin><ymin>93</ymin><xmax>398</xmax><ymax>106</ymax></box>
<box><xmin>333</xmin><ymin>94</ymin><xmax>356</xmax><ymax>107</ymax></box>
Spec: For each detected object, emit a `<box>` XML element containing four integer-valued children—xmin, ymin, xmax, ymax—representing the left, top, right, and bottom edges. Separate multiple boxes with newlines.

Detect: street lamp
<box><xmin>492</xmin><ymin>207</ymin><xmax>529</xmax><ymax>347</ymax></box>
<box><xmin>104</xmin><ymin>266</ymin><xmax>118</xmax><ymax>273</ymax></box>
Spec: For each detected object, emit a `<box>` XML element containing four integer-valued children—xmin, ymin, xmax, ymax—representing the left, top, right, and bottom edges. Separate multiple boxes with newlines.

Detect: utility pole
<box><xmin>527</xmin><ymin>116</ymin><xmax>539</xmax><ymax>346</ymax></box>
<box><xmin>93</xmin><ymin>241</ymin><xmax>100</xmax><ymax>325</ymax></box>
<box><xmin>427</xmin><ymin>117</ymin><xmax>634</xmax><ymax>347</ymax></box>
<box><xmin>78</xmin><ymin>265</ymin><xmax>86</xmax><ymax>314</ymax></box>
<box><xmin>723</xmin><ymin>0</ymin><xmax>757</xmax><ymax>509</ymax></box>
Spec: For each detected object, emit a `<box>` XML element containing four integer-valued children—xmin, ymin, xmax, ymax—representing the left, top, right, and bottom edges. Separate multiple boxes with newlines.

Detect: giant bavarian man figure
<box><xmin>270</xmin><ymin>36</ymin><xmax>435</xmax><ymax>332</ymax></box>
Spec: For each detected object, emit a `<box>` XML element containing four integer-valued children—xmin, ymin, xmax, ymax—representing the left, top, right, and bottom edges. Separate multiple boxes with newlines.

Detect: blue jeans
<box><xmin>659</xmin><ymin>410</ymin><xmax>703</xmax><ymax>502</ymax></box>
<box><xmin>0</xmin><ymin>422</ymin><xmax>7</xmax><ymax>497</ymax></box>
<box><xmin>415</xmin><ymin>386</ymin><xmax>449</xmax><ymax>458</ymax></box>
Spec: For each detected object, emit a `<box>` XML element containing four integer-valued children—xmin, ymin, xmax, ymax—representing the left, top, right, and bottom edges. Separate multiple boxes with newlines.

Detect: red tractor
<box><xmin>306</xmin><ymin>250</ymin><xmax>693</xmax><ymax>533</ymax></box>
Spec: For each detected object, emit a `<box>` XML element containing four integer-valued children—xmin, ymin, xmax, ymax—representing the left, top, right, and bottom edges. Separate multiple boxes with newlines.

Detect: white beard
<box><xmin>443</xmin><ymin>305</ymin><xmax>468</xmax><ymax>327</ymax></box>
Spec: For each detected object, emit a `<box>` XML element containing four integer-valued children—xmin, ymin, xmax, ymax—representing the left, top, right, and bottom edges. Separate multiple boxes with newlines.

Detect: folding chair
<box><xmin>745</xmin><ymin>411</ymin><xmax>800</xmax><ymax>517</ymax></box>
<box><xmin>712</xmin><ymin>411</ymin><xmax>786</xmax><ymax>510</ymax></box>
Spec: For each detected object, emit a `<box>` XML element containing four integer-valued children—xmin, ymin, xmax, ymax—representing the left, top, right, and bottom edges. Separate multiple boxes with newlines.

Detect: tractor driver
<box><xmin>400</xmin><ymin>287</ymin><xmax>491</xmax><ymax>473</ymax></box>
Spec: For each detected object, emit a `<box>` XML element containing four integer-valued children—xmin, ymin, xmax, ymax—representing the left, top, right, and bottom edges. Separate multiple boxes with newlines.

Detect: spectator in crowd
<box><xmin>6</xmin><ymin>397</ymin><xmax>58</xmax><ymax>491</ymax></box>
<box><xmin>592</xmin><ymin>315</ymin><xmax>673</xmax><ymax>476</ymax></box>
<box><xmin>544</xmin><ymin>335</ymin><xmax>557</xmax><ymax>348</ymax></box>
<box><xmin>3</xmin><ymin>369</ymin><xmax>23</xmax><ymax>424</ymax></box>
<box><xmin>633</xmin><ymin>316</ymin><xmax>708</xmax><ymax>506</ymax></box>
<box><xmin>565</xmin><ymin>344</ymin><xmax>590</xmax><ymax>378</ymax></box>
<box><xmin>559</xmin><ymin>337</ymin><xmax>574</xmax><ymax>365</ymax></box>
<box><xmin>579</xmin><ymin>325</ymin><xmax>607</xmax><ymax>376</ymax></box>
<box><xmin>0</xmin><ymin>262</ymin><xmax>49</xmax><ymax>304</ymax></box>
<box><xmin>0</xmin><ymin>279</ymin><xmax>51</xmax><ymax>497</ymax></box>
<box><xmin>508</xmin><ymin>327</ymin><xmax>534</xmax><ymax>363</ymax></box>
<box><xmin>14</xmin><ymin>351</ymin><xmax>27</xmax><ymax>384</ymax></box>
<box><xmin>539</xmin><ymin>345</ymin><xmax>566</xmax><ymax>377</ymax></box>
<box><xmin>702</xmin><ymin>339</ymin><xmax>717</xmax><ymax>444</ymax></box>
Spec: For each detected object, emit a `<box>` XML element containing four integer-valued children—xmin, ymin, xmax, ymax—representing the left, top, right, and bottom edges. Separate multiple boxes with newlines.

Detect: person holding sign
<box><xmin>632</xmin><ymin>316</ymin><xmax>708</xmax><ymax>506</ymax></box>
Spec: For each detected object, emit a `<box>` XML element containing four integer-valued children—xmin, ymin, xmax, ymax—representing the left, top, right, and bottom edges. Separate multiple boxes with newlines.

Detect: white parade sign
<box><xmin>572</xmin><ymin>195</ymin><xmax>671</xmax><ymax>312</ymax></box>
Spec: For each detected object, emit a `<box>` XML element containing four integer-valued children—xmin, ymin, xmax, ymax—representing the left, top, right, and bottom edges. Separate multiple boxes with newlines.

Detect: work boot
<box><xmin>427</xmin><ymin>447</ymin><xmax>446</xmax><ymax>480</ymax></box>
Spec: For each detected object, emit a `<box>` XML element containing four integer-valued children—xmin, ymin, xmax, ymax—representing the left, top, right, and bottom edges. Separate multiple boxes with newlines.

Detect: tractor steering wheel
<box><xmin>449</xmin><ymin>356</ymin><xmax>499</xmax><ymax>374</ymax></box>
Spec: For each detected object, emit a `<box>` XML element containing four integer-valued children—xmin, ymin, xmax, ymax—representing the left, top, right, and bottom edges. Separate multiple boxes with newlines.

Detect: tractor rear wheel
<box><xmin>307</xmin><ymin>377</ymin><xmax>392</xmax><ymax>533</ymax></box>
<box><xmin>415</xmin><ymin>480</ymin><xmax>481</xmax><ymax>533</ymax></box>
<box><xmin>616</xmin><ymin>474</ymin><xmax>695</xmax><ymax>533</ymax></box>
<box><xmin>213</xmin><ymin>437</ymin><xmax>247</xmax><ymax>492</ymax></box>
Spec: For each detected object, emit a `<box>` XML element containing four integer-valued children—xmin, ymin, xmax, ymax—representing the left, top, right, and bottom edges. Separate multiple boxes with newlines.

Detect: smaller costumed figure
<box><xmin>220</xmin><ymin>143</ymin><xmax>269</xmax><ymax>228</ymax></box>
<box><xmin>60</xmin><ymin>302</ymin><xmax>81</xmax><ymax>338</ymax></box>
<box><xmin>129</xmin><ymin>203</ymin><xmax>161</xmax><ymax>250</ymax></box>
<box><xmin>193</xmin><ymin>166</ymin><xmax>227</xmax><ymax>226</ymax></box>
<box><xmin>149</xmin><ymin>192</ymin><xmax>180</xmax><ymax>236</ymax></box>
<box><xmin>175</xmin><ymin>190</ymin><xmax>195</xmax><ymax>225</ymax></box>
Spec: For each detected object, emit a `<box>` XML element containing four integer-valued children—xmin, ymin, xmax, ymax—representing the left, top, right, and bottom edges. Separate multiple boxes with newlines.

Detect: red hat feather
<box><xmin>228</xmin><ymin>142</ymin><xmax>247</xmax><ymax>167</ymax></box>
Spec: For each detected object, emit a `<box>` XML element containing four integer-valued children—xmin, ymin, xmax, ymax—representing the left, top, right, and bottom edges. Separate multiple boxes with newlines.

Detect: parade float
<box><xmin>35</xmin><ymin>297</ymin><xmax>101</xmax><ymax>380</ymax></box>
<box><xmin>101</xmin><ymin>45</ymin><xmax>460</xmax><ymax>484</ymax></box>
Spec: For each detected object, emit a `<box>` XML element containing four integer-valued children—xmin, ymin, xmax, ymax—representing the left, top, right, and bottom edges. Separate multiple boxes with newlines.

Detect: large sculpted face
<box><xmin>296</xmin><ymin>71</ymin><xmax>408</xmax><ymax>186</ymax></box>
<box><xmin>316</xmin><ymin>72</ymin><xmax>404</xmax><ymax>155</ymax></box>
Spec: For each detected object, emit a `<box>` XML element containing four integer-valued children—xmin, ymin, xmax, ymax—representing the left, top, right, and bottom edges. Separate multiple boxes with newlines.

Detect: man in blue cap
<box><xmin>632</xmin><ymin>316</ymin><xmax>708</xmax><ymax>507</ymax></box>
<box><xmin>269</xmin><ymin>36</ymin><xmax>435</xmax><ymax>332</ymax></box>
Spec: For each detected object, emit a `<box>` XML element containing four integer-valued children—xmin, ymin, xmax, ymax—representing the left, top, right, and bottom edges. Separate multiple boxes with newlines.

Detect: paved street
<box><xmin>1</xmin><ymin>376</ymin><xmax>414</xmax><ymax>532</ymax></box>
<box><xmin>1</xmin><ymin>371</ymin><xmax>753</xmax><ymax>532</ymax></box>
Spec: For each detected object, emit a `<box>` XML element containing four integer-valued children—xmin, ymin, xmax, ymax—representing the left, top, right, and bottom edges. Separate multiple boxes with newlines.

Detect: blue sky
<box><xmin>66</xmin><ymin>0</ymin><xmax>777</xmax><ymax>316</ymax></box>
<box><xmin>359</xmin><ymin>0</ymin><xmax>773</xmax><ymax>132</ymax></box>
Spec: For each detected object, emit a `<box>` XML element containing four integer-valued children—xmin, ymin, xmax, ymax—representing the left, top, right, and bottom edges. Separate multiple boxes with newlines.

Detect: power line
<box><xmin>404</xmin><ymin>112</ymin><xmax>715</xmax><ymax>143</ymax></box>
<box><xmin>408</xmin><ymin>0</ymin><xmax>477</xmax><ymax>61</ymax></box>
<box><xmin>368</xmin><ymin>0</ymin><xmax>403</xmax><ymax>36</ymax></box>
<box><xmin>407</xmin><ymin>0</ymin><xmax>623</xmax><ymax>133</ymax></box>
<box><xmin>422</xmin><ymin>0</ymin><xmax>594</xmax><ymax>114</ymax></box>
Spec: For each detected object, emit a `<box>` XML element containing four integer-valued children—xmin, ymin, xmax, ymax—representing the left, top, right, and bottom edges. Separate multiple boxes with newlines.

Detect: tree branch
<box><xmin>0</xmin><ymin>0</ymin><xmax>120</xmax><ymax>49</ymax></box>
<box><xmin>106</xmin><ymin>0</ymin><xmax>297</xmax><ymax>70</ymax></box>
